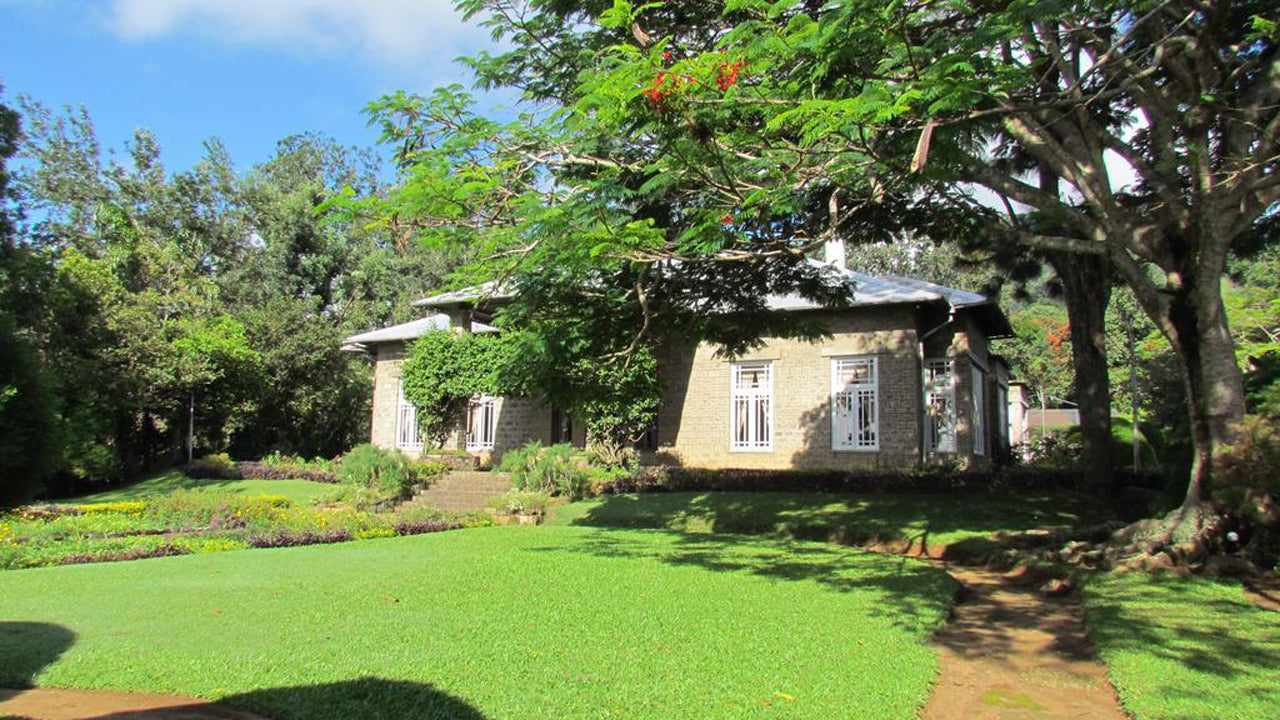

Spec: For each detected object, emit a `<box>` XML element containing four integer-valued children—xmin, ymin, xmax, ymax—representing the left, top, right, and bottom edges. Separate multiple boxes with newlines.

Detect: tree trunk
<box><xmin>1049</xmin><ymin>251</ymin><xmax>1114</xmax><ymax>491</ymax></box>
<box><xmin>1165</xmin><ymin>286</ymin><xmax>1247</xmax><ymax>509</ymax></box>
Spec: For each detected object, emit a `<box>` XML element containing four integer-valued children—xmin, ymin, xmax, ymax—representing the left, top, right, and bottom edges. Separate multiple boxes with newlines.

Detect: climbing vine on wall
<box><xmin>400</xmin><ymin>331</ymin><xmax>524</xmax><ymax>443</ymax></box>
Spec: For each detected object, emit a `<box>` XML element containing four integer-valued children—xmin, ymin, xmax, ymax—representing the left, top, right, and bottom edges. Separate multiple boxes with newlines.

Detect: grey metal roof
<box><xmin>765</xmin><ymin>261</ymin><xmax>990</xmax><ymax>311</ymax></box>
<box><xmin>413</xmin><ymin>280</ymin><xmax>512</xmax><ymax>308</ymax></box>
<box><xmin>341</xmin><ymin>313</ymin><xmax>497</xmax><ymax>351</ymax></box>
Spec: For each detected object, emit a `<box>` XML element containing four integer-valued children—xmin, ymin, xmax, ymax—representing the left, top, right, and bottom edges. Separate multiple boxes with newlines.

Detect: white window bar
<box><xmin>465</xmin><ymin>395</ymin><xmax>497</xmax><ymax>451</ymax></box>
<box><xmin>831</xmin><ymin>357</ymin><xmax>879</xmax><ymax>451</ymax></box>
<box><xmin>395</xmin><ymin>380</ymin><xmax>423</xmax><ymax>452</ymax></box>
<box><xmin>924</xmin><ymin>359</ymin><xmax>957</xmax><ymax>453</ymax></box>
<box><xmin>972</xmin><ymin>364</ymin><xmax>986</xmax><ymax>456</ymax></box>
<box><xmin>730</xmin><ymin>361</ymin><xmax>773</xmax><ymax>451</ymax></box>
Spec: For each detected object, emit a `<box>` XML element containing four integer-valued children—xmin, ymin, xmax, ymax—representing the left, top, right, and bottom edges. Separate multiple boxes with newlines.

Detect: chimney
<box><xmin>824</xmin><ymin>237</ymin><xmax>846</xmax><ymax>270</ymax></box>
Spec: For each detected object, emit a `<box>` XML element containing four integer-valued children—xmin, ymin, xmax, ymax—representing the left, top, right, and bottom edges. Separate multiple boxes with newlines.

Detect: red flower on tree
<box><xmin>716</xmin><ymin>61</ymin><xmax>746</xmax><ymax>91</ymax></box>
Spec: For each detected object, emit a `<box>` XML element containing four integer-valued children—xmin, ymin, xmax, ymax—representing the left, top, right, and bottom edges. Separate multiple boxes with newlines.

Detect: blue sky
<box><xmin>0</xmin><ymin>0</ymin><xmax>506</xmax><ymax>173</ymax></box>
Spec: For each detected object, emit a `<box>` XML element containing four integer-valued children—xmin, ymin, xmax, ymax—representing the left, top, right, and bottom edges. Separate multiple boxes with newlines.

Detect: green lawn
<box><xmin>64</xmin><ymin>470</ymin><xmax>335</xmax><ymax>506</ymax></box>
<box><xmin>0</xmin><ymin>525</ymin><xmax>956</xmax><ymax>720</ymax></box>
<box><xmin>550</xmin><ymin>490</ymin><xmax>1106</xmax><ymax>548</ymax></box>
<box><xmin>1083</xmin><ymin>571</ymin><xmax>1280</xmax><ymax>720</ymax></box>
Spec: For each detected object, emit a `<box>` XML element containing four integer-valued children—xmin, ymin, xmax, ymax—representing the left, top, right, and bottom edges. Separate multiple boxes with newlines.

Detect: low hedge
<box><xmin>182</xmin><ymin>460</ymin><xmax>339</xmax><ymax>484</ymax></box>
<box><xmin>591</xmin><ymin>466</ymin><xmax>1157</xmax><ymax>495</ymax></box>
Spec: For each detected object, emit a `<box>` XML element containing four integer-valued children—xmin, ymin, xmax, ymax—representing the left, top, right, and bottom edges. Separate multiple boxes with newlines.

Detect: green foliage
<box><xmin>335</xmin><ymin>444</ymin><xmax>421</xmax><ymax>506</ymax></box>
<box><xmin>497</xmin><ymin>441</ymin><xmax>592</xmax><ymax>500</ymax></box>
<box><xmin>400</xmin><ymin>330</ymin><xmax>521</xmax><ymax>442</ymax></box>
<box><xmin>486</xmin><ymin>489</ymin><xmax>552</xmax><ymax>516</ymax></box>
<box><xmin>185</xmin><ymin>453</ymin><xmax>235</xmax><ymax>476</ymax></box>
<box><xmin>995</xmin><ymin>302</ymin><xmax>1074</xmax><ymax>404</ymax></box>
<box><xmin>0</xmin><ymin>314</ymin><xmax>60</xmax><ymax>507</ymax></box>
<box><xmin>1213</xmin><ymin>416</ymin><xmax>1280</xmax><ymax>566</ymax></box>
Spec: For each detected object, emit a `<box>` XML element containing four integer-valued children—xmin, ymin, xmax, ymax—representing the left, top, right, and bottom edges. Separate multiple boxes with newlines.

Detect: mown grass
<box><xmin>550</xmin><ymin>490</ymin><xmax>1107</xmax><ymax>548</ymax></box>
<box><xmin>0</xmin><ymin>525</ymin><xmax>956</xmax><ymax>720</ymax></box>
<box><xmin>64</xmin><ymin>470</ymin><xmax>335</xmax><ymax>506</ymax></box>
<box><xmin>1083</xmin><ymin>571</ymin><xmax>1280</xmax><ymax>720</ymax></box>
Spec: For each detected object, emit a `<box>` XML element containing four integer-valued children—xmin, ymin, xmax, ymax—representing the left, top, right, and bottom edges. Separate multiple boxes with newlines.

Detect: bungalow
<box><xmin>343</xmin><ymin>250</ymin><xmax>1013</xmax><ymax>471</ymax></box>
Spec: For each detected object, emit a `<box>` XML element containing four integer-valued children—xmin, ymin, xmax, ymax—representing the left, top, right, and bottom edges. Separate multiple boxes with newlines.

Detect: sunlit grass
<box><xmin>0</xmin><ymin>525</ymin><xmax>956</xmax><ymax>720</ymax></box>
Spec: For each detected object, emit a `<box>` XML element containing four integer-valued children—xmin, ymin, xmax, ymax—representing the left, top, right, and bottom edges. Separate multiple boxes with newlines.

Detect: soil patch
<box><xmin>0</xmin><ymin>688</ymin><xmax>264</xmax><ymax>720</ymax></box>
<box><xmin>920</xmin><ymin>565</ymin><xmax>1129</xmax><ymax>720</ymax></box>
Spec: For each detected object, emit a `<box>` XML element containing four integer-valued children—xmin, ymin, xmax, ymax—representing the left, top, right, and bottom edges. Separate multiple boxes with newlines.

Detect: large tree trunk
<box><xmin>1050</xmin><ymin>251</ymin><xmax>1114</xmax><ymax>491</ymax></box>
<box><xmin>1165</xmin><ymin>285</ymin><xmax>1247</xmax><ymax>510</ymax></box>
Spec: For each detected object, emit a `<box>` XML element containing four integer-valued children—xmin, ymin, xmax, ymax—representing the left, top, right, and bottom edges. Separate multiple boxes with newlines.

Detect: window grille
<box><xmin>832</xmin><ymin>357</ymin><xmax>879</xmax><ymax>450</ymax></box>
<box><xmin>730</xmin><ymin>361</ymin><xmax>773</xmax><ymax>451</ymax></box>
<box><xmin>395</xmin><ymin>380</ymin><xmax>423</xmax><ymax>451</ymax></box>
<box><xmin>466</xmin><ymin>395</ymin><xmax>497</xmax><ymax>450</ymax></box>
<box><xmin>924</xmin><ymin>359</ymin><xmax>957</xmax><ymax>453</ymax></box>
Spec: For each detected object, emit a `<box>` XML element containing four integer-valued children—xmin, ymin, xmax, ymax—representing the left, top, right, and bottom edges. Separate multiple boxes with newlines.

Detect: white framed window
<box><xmin>972</xmin><ymin>364</ymin><xmax>987</xmax><ymax>456</ymax></box>
<box><xmin>395</xmin><ymin>380</ymin><xmax>423</xmax><ymax>452</ymax></box>
<box><xmin>730</xmin><ymin>361</ymin><xmax>773</xmax><ymax>451</ymax></box>
<box><xmin>831</xmin><ymin>356</ymin><xmax>879</xmax><ymax>451</ymax></box>
<box><xmin>466</xmin><ymin>395</ymin><xmax>497</xmax><ymax>451</ymax></box>
<box><xmin>924</xmin><ymin>359</ymin><xmax>957</xmax><ymax>453</ymax></box>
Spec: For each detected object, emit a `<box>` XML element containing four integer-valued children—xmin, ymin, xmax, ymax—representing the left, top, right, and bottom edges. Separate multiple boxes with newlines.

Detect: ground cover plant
<box><xmin>1083</xmin><ymin>571</ymin><xmax>1280</xmax><ymax>720</ymax></box>
<box><xmin>67</xmin><ymin>470</ymin><xmax>337</xmax><ymax>506</ymax></box>
<box><xmin>550</xmin><ymin>490</ymin><xmax>1110</xmax><ymax>549</ymax></box>
<box><xmin>0</xmin><ymin>525</ymin><xmax>956</xmax><ymax>720</ymax></box>
<box><xmin>0</xmin><ymin>491</ymin><xmax>484</xmax><ymax>570</ymax></box>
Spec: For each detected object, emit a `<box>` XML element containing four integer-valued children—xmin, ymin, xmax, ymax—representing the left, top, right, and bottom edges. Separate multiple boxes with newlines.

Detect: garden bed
<box><xmin>0</xmin><ymin>492</ymin><xmax>489</xmax><ymax>570</ymax></box>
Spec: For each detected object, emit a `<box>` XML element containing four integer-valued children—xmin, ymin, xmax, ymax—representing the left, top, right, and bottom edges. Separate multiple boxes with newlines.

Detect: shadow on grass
<box><xmin>1084</xmin><ymin>572</ymin><xmax>1280</xmax><ymax>717</ymax></box>
<box><xmin>84</xmin><ymin>678</ymin><xmax>489</xmax><ymax>720</ymax></box>
<box><xmin>0</xmin><ymin>621</ymin><xmax>76</xmax><ymax>688</ymax></box>
<box><xmin>560</xmin><ymin>490</ymin><xmax>1105</xmax><ymax>551</ymax></box>
<box><xmin>0</xmin><ymin>622</ymin><xmax>487</xmax><ymax>720</ymax></box>
<box><xmin>527</xmin><ymin>527</ymin><xmax>957</xmax><ymax>636</ymax></box>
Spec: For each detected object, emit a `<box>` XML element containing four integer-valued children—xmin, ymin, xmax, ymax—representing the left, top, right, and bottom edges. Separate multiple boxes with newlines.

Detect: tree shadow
<box><xmin>0</xmin><ymin>621</ymin><xmax>76</xmax><ymax>689</ymax></box>
<box><xmin>83</xmin><ymin>677</ymin><xmax>489</xmax><ymax>720</ymax></box>
<box><xmin>1083</xmin><ymin>572</ymin><xmax>1280</xmax><ymax>713</ymax></box>
<box><xmin>563</xmin><ymin>490</ymin><xmax>1102</xmax><ymax>553</ymax></box>
<box><xmin>525</xmin><ymin>526</ymin><xmax>957</xmax><ymax>636</ymax></box>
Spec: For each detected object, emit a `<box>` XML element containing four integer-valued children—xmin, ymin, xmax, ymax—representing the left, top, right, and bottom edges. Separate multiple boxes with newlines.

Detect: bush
<box><xmin>589</xmin><ymin>465</ymin><xmax>1085</xmax><ymax>496</ymax></box>
<box><xmin>183</xmin><ymin>455</ymin><xmax>339</xmax><ymax>484</ymax></box>
<box><xmin>487</xmin><ymin>490</ymin><xmax>552</xmax><ymax>517</ymax></box>
<box><xmin>184</xmin><ymin>453</ymin><xmax>235</xmax><ymax>477</ymax></box>
<box><xmin>1214</xmin><ymin>415</ymin><xmax>1280</xmax><ymax>567</ymax></box>
<box><xmin>336</xmin><ymin>444</ymin><xmax>421</xmax><ymax>507</ymax></box>
<box><xmin>498</xmin><ymin>442</ymin><xmax>592</xmax><ymax>500</ymax></box>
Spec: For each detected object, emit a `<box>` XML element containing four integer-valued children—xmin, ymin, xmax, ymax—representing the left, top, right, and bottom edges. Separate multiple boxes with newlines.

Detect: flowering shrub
<box><xmin>487</xmin><ymin>490</ymin><xmax>552</xmax><ymax>517</ymax></box>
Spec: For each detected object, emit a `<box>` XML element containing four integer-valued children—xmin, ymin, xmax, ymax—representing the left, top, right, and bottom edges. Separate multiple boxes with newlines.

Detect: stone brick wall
<box><xmin>650</xmin><ymin>307</ymin><xmax>923</xmax><ymax>471</ymax></box>
<box><xmin>364</xmin><ymin>303</ymin><xmax>1000</xmax><ymax>471</ymax></box>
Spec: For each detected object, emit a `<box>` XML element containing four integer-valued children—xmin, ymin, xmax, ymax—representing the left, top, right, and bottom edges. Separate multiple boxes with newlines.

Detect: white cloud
<box><xmin>106</xmin><ymin>0</ymin><xmax>491</xmax><ymax>68</ymax></box>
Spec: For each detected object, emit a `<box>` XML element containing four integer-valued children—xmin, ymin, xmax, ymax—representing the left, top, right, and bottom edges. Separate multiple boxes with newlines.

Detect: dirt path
<box><xmin>0</xmin><ymin>687</ymin><xmax>264</xmax><ymax>720</ymax></box>
<box><xmin>920</xmin><ymin>566</ymin><xmax>1129</xmax><ymax>720</ymax></box>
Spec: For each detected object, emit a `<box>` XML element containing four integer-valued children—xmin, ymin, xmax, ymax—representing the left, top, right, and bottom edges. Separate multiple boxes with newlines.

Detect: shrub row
<box><xmin>591</xmin><ymin>466</ymin><xmax>1106</xmax><ymax>496</ymax></box>
<box><xmin>183</xmin><ymin>457</ymin><xmax>340</xmax><ymax>484</ymax></box>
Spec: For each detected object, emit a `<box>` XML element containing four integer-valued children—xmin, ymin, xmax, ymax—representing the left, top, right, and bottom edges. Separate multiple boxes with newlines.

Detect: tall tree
<box><xmin>424</xmin><ymin>0</ymin><xmax>1279</xmax><ymax>519</ymax></box>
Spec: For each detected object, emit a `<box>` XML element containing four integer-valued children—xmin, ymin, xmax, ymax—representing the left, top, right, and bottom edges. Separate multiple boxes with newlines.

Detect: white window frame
<box><xmin>395</xmin><ymin>379</ymin><xmax>423</xmax><ymax>452</ymax></box>
<box><xmin>831</xmin><ymin>356</ymin><xmax>879</xmax><ymax>451</ymax></box>
<box><xmin>730</xmin><ymin>361</ymin><xmax>773</xmax><ymax>452</ymax></box>
<box><xmin>972</xmin><ymin>363</ymin><xmax>987</xmax><ymax>456</ymax></box>
<box><xmin>465</xmin><ymin>395</ymin><xmax>497</xmax><ymax>451</ymax></box>
<box><xmin>924</xmin><ymin>359</ymin><xmax>957</xmax><ymax>453</ymax></box>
